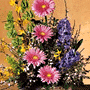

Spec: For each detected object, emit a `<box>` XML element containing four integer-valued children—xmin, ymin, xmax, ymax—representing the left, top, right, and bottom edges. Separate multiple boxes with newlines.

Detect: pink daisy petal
<box><xmin>33</xmin><ymin>25</ymin><xmax>53</xmax><ymax>43</ymax></box>
<box><xmin>32</xmin><ymin>0</ymin><xmax>55</xmax><ymax>17</ymax></box>
<box><xmin>23</xmin><ymin>47</ymin><xmax>47</xmax><ymax>68</ymax></box>
<box><xmin>37</xmin><ymin>65</ymin><xmax>60</xmax><ymax>84</ymax></box>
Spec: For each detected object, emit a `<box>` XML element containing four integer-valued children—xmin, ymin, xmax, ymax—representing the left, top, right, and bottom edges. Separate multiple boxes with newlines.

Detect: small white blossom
<box><xmin>8</xmin><ymin>83</ymin><xmax>10</xmax><ymax>86</ymax></box>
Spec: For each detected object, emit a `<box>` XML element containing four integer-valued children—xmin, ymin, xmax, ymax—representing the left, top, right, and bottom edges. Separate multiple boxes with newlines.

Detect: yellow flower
<box><xmin>21</xmin><ymin>37</ymin><xmax>24</xmax><ymax>40</ymax></box>
<box><xmin>21</xmin><ymin>44</ymin><xmax>26</xmax><ymax>52</ymax></box>
<box><xmin>14</xmin><ymin>18</ymin><xmax>21</xmax><ymax>26</ymax></box>
<box><xmin>54</xmin><ymin>49</ymin><xmax>61</xmax><ymax>60</ymax></box>
<box><xmin>3</xmin><ymin>67</ymin><xmax>13</xmax><ymax>77</ymax></box>
<box><xmin>4</xmin><ymin>71</ymin><xmax>9</xmax><ymax>76</ymax></box>
<box><xmin>2</xmin><ymin>38</ymin><xmax>5</xmax><ymax>41</ymax></box>
<box><xmin>2</xmin><ymin>38</ymin><xmax>5</xmax><ymax>45</ymax></box>
<box><xmin>15</xmin><ymin>5</ymin><xmax>21</xmax><ymax>13</ymax></box>
<box><xmin>2</xmin><ymin>43</ymin><xmax>9</xmax><ymax>49</ymax></box>
<box><xmin>23</xmin><ymin>19</ymin><xmax>29</xmax><ymax>26</ymax></box>
<box><xmin>0</xmin><ymin>45</ymin><xmax>4</xmax><ymax>52</ymax></box>
<box><xmin>8</xmin><ymin>67</ymin><xmax>12</xmax><ymax>69</ymax></box>
<box><xmin>22</xmin><ymin>67</ymin><xmax>25</xmax><ymax>72</ymax></box>
<box><xmin>21</xmin><ymin>44</ymin><xmax>25</xmax><ymax>47</ymax></box>
<box><xmin>58</xmin><ymin>57</ymin><xmax>61</xmax><ymax>61</ymax></box>
<box><xmin>0</xmin><ymin>68</ymin><xmax>13</xmax><ymax>81</ymax></box>
<box><xmin>11</xmin><ymin>55</ymin><xmax>14</xmax><ymax>58</ymax></box>
<box><xmin>19</xmin><ymin>30</ymin><xmax>26</xmax><ymax>35</ymax></box>
<box><xmin>17</xmin><ymin>71</ymin><xmax>20</xmax><ymax>75</ymax></box>
<box><xmin>9</xmin><ymin>0</ymin><xmax>15</xmax><ymax>6</ymax></box>
<box><xmin>26</xmin><ymin>45</ymin><xmax>31</xmax><ymax>50</ymax></box>
<box><xmin>54</xmin><ymin>54</ymin><xmax>59</xmax><ymax>58</ymax></box>
<box><xmin>21</xmin><ymin>47</ymin><xmax>26</xmax><ymax>52</ymax></box>
<box><xmin>56</xmin><ymin>49</ymin><xmax>61</xmax><ymax>54</ymax></box>
<box><xmin>4</xmin><ymin>58</ymin><xmax>8</xmax><ymax>63</ymax></box>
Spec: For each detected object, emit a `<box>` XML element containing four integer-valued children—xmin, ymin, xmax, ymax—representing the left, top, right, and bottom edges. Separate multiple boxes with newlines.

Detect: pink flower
<box><xmin>32</xmin><ymin>25</ymin><xmax>53</xmax><ymax>43</ymax></box>
<box><xmin>32</xmin><ymin>0</ymin><xmax>55</xmax><ymax>17</ymax></box>
<box><xmin>37</xmin><ymin>65</ymin><xmax>60</xmax><ymax>84</ymax></box>
<box><xmin>23</xmin><ymin>47</ymin><xmax>47</xmax><ymax>68</ymax></box>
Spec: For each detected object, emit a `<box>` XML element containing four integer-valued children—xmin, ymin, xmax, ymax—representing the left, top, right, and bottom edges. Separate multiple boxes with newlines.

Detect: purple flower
<box><xmin>57</xmin><ymin>18</ymin><xmax>71</xmax><ymax>50</ymax></box>
<box><xmin>56</xmin><ymin>49</ymin><xmax>80</xmax><ymax>71</ymax></box>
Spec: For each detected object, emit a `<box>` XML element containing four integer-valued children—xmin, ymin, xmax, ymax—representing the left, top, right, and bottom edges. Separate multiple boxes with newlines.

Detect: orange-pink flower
<box><xmin>37</xmin><ymin>65</ymin><xmax>60</xmax><ymax>84</ymax></box>
<box><xmin>32</xmin><ymin>0</ymin><xmax>55</xmax><ymax>17</ymax></box>
<box><xmin>32</xmin><ymin>25</ymin><xmax>53</xmax><ymax>43</ymax></box>
<box><xmin>23</xmin><ymin>47</ymin><xmax>47</xmax><ymax>68</ymax></box>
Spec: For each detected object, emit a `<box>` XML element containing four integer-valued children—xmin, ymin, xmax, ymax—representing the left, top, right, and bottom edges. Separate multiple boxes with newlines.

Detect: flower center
<box><xmin>41</xmin><ymin>5</ymin><xmax>46</xmax><ymax>8</ymax></box>
<box><xmin>40</xmin><ymin>32</ymin><xmax>45</xmax><ymax>35</ymax></box>
<box><xmin>33</xmin><ymin>55</ymin><xmax>38</xmax><ymax>60</ymax></box>
<box><xmin>47</xmin><ymin>73</ymin><xmax>51</xmax><ymax>77</ymax></box>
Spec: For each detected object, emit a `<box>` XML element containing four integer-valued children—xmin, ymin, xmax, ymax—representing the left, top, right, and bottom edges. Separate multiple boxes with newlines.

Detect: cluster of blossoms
<box><xmin>23</xmin><ymin>47</ymin><xmax>60</xmax><ymax>84</ymax></box>
<box><xmin>1</xmin><ymin>0</ymin><xmax>90</xmax><ymax>90</ymax></box>
<box><xmin>56</xmin><ymin>49</ymin><xmax>80</xmax><ymax>71</ymax></box>
<box><xmin>57</xmin><ymin>18</ymin><xmax>71</xmax><ymax>50</ymax></box>
<box><xmin>0</xmin><ymin>66</ymin><xmax>13</xmax><ymax>82</ymax></box>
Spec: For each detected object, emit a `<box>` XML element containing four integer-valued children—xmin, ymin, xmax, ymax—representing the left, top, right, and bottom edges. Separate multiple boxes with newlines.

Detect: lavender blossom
<box><xmin>56</xmin><ymin>49</ymin><xmax>80</xmax><ymax>71</ymax></box>
<box><xmin>57</xmin><ymin>18</ymin><xmax>71</xmax><ymax>49</ymax></box>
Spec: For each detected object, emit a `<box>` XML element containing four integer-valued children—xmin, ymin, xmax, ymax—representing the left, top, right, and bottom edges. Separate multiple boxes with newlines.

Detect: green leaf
<box><xmin>21</xmin><ymin>0</ymin><xmax>29</xmax><ymax>13</ymax></box>
<box><xmin>6</xmin><ymin>56</ymin><xmax>23</xmax><ymax>75</ymax></box>
<box><xmin>7</xmin><ymin>11</ymin><xmax>14</xmax><ymax>23</ymax></box>
<box><xmin>4</xmin><ymin>22</ymin><xmax>14</xmax><ymax>30</ymax></box>
<box><xmin>17</xmin><ymin>47</ymin><xmax>24</xmax><ymax>57</ymax></box>
<box><xmin>7</xmin><ymin>31</ymin><xmax>12</xmax><ymax>38</ymax></box>
<box><xmin>22</xmin><ymin>13</ymin><xmax>27</xmax><ymax>20</ymax></box>
<box><xmin>12</xmin><ymin>37</ymin><xmax>23</xmax><ymax>48</ymax></box>
<box><xmin>27</xmin><ymin>24</ymin><xmax>33</xmax><ymax>33</ymax></box>
<box><xmin>7</xmin><ymin>29</ymin><xmax>17</xmax><ymax>38</ymax></box>
<box><xmin>75</xmin><ymin>39</ymin><xmax>83</xmax><ymax>51</ymax></box>
<box><xmin>22</xmin><ymin>10</ymin><xmax>35</xmax><ymax>20</ymax></box>
<box><xmin>5</xmin><ymin>11</ymin><xmax>17</xmax><ymax>38</ymax></box>
<box><xmin>46</xmin><ymin>85</ymin><xmax>50</xmax><ymax>90</ymax></box>
<box><xmin>63</xmin><ymin>83</ymin><xmax>69</xmax><ymax>89</ymax></box>
<box><xmin>45</xmin><ymin>16</ymin><xmax>47</xmax><ymax>24</ymax></box>
<box><xmin>30</xmin><ymin>10</ymin><xmax>35</xmax><ymax>18</ymax></box>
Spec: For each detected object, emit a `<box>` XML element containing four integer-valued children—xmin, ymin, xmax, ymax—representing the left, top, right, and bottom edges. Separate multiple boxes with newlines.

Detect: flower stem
<box><xmin>64</xmin><ymin>0</ymin><xmax>68</xmax><ymax>18</ymax></box>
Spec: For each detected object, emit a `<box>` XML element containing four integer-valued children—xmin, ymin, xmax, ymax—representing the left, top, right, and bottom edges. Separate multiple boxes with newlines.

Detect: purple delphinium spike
<box><xmin>57</xmin><ymin>18</ymin><xmax>71</xmax><ymax>50</ymax></box>
<box><xmin>56</xmin><ymin>49</ymin><xmax>80</xmax><ymax>71</ymax></box>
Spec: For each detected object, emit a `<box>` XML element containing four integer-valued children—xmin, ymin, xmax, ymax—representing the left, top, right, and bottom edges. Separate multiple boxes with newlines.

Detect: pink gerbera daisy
<box><xmin>32</xmin><ymin>0</ymin><xmax>55</xmax><ymax>17</ymax></box>
<box><xmin>37</xmin><ymin>65</ymin><xmax>60</xmax><ymax>84</ymax></box>
<box><xmin>23</xmin><ymin>47</ymin><xmax>47</xmax><ymax>68</ymax></box>
<box><xmin>32</xmin><ymin>25</ymin><xmax>53</xmax><ymax>43</ymax></box>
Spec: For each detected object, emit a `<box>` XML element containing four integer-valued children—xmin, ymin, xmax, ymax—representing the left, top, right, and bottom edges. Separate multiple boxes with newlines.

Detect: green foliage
<box><xmin>6</xmin><ymin>76</ymin><xmax>16</xmax><ymax>83</ymax></box>
<box><xmin>6</xmin><ymin>56</ymin><xmax>18</xmax><ymax>68</ymax></box>
<box><xmin>5</xmin><ymin>22</ymin><xmax>14</xmax><ymax>30</ymax></box>
<box><xmin>45</xmin><ymin>16</ymin><xmax>47</xmax><ymax>25</ymax></box>
<box><xmin>12</xmin><ymin>37</ymin><xmax>23</xmax><ymax>48</ymax></box>
<box><xmin>27</xmin><ymin>24</ymin><xmax>34</xmax><ymax>33</ymax></box>
<box><xmin>40</xmin><ymin>43</ymin><xmax>43</xmax><ymax>50</ymax></box>
<box><xmin>4</xmin><ymin>11</ymin><xmax>17</xmax><ymax>38</ymax></box>
<box><xmin>63</xmin><ymin>83</ymin><xmax>70</xmax><ymax>89</ymax></box>
<box><xmin>17</xmin><ymin>47</ymin><xmax>24</xmax><ymax>57</ymax></box>
<box><xmin>9</xmin><ymin>77</ymin><xmax>16</xmax><ymax>82</ymax></box>
<box><xmin>43</xmin><ymin>85</ymin><xmax>50</xmax><ymax>90</ymax></box>
<box><xmin>18</xmin><ymin>60</ymin><xmax>23</xmax><ymax>66</ymax></box>
<box><xmin>53</xmin><ymin>18</ymin><xmax>59</xmax><ymax>26</ymax></box>
<box><xmin>6</xmin><ymin>56</ymin><xmax>23</xmax><ymax>75</ymax></box>
<box><xmin>7</xmin><ymin>11</ymin><xmax>14</xmax><ymax>23</ymax></box>
<box><xmin>22</xmin><ymin>10</ymin><xmax>35</xmax><ymax>20</ymax></box>
<box><xmin>21</xmin><ymin>0</ymin><xmax>30</xmax><ymax>13</ymax></box>
<box><xmin>7</xmin><ymin>29</ymin><xmax>17</xmax><ymax>38</ymax></box>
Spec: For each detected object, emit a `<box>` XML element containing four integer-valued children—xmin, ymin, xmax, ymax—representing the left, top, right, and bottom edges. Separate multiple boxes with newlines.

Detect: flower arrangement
<box><xmin>0</xmin><ymin>0</ymin><xmax>90</xmax><ymax>90</ymax></box>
